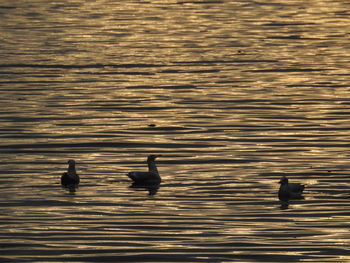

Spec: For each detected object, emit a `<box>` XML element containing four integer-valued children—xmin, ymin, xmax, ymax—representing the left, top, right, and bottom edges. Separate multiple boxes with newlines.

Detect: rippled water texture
<box><xmin>1</xmin><ymin>0</ymin><xmax>350</xmax><ymax>262</ymax></box>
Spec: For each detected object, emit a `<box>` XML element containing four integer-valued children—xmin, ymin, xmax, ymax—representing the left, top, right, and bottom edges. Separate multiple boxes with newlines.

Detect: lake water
<box><xmin>1</xmin><ymin>0</ymin><xmax>350</xmax><ymax>262</ymax></box>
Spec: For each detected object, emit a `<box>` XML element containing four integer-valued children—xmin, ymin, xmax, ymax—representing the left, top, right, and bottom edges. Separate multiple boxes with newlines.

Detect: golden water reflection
<box><xmin>0</xmin><ymin>0</ymin><xmax>350</xmax><ymax>262</ymax></box>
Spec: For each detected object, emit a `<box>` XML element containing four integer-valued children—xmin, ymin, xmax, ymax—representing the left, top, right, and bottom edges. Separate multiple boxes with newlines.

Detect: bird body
<box><xmin>127</xmin><ymin>155</ymin><xmax>161</xmax><ymax>185</ymax></box>
<box><xmin>278</xmin><ymin>176</ymin><xmax>304</xmax><ymax>200</ymax></box>
<box><xmin>61</xmin><ymin>160</ymin><xmax>80</xmax><ymax>186</ymax></box>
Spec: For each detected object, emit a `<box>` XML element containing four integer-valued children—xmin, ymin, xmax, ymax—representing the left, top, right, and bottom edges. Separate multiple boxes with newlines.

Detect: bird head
<box><xmin>67</xmin><ymin>159</ymin><xmax>76</xmax><ymax>167</ymax></box>
<box><xmin>147</xmin><ymin>155</ymin><xmax>162</xmax><ymax>161</ymax></box>
<box><xmin>279</xmin><ymin>176</ymin><xmax>288</xmax><ymax>184</ymax></box>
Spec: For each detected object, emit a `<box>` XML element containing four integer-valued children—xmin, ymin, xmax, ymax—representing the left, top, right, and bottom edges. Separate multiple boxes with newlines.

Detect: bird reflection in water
<box><xmin>63</xmin><ymin>184</ymin><xmax>78</xmax><ymax>195</ymax></box>
<box><xmin>279</xmin><ymin>200</ymin><xmax>290</xmax><ymax>210</ymax></box>
<box><xmin>130</xmin><ymin>183</ymin><xmax>160</xmax><ymax>196</ymax></box>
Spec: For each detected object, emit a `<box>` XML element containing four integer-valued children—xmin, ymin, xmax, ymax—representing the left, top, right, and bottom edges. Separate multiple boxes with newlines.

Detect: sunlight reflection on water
<box><xmin>0</xmin><ymin>0</ymin><xmax>350</xmax><ymax>262</ymax></box>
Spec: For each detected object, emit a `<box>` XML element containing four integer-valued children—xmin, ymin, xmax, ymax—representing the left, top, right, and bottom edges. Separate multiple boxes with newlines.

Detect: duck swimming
<box><xmin>278</xmin><ymin>176</ymin><xmax>304</xmax><ymax>200</ymax></box>
<box><xmin>127</xmin><ymin>155</ymin><xmax>162</xmax><ymax>185</ymax></box>
<box><xmin>61</xmin><ymin>159</ymin><xmax>80</xmax><ymax>186</ymax></box>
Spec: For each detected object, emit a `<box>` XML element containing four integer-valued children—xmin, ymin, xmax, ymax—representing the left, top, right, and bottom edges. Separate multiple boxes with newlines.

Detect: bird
<box><xmin>127</xmin><ymin>155</ymin><xmax>162</xmax><ymax>185</ymax></box>
<box><xmin>278</xmin><ymin>176</ymin><xmax>305</xmax><ymax>200</ymax></box>
<box><xmin>61</xmin><ymin>159</ymin><xmax>80</xmax><ymax>186</ymax></box>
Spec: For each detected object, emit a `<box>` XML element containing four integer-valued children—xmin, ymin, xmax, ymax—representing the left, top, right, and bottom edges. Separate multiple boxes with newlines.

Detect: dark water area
<box><xmin>1</xmin><ymin>0</ymin><xmax>350</xmax><ymax>262</ymax></box>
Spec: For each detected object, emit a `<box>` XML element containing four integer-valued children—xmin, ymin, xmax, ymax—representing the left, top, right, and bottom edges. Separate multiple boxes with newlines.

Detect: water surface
<box><xmin>1</xmin><ymin>0</ymin><xmax>350</xmax><ymax>262</ymax></box>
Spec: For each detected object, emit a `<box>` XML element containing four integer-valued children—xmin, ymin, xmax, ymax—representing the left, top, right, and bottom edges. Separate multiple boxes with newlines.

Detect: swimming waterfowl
<box><xmin>61</xmin><ymin>159</ymin><xmax>80</xmax><ymax>186</ymax></box>
<box><xmin>127</xmin><ymin>155</ymin><xmax>162</xmax><ymax>185</ymax></box>
<box><xmin>278</xmin><ymin>176</ymin><xmax>304</xmax><ymax>200</ymax></box>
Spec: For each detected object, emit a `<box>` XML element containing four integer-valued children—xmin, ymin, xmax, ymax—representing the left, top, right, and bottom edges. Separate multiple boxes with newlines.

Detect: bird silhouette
<box><xmin>61</xmin><ymin>160</ymin><xmax>80</xmax><ymax>187</ymax></box>
<box><xmin>278</xmin><ymin>176</ymin><xmax>304</xmax><ymax>201</ymax></box>
<box><xmin>127</xmin><ymin>155</ymin><xmax>162</xmax><ymax>185</ymax></box>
